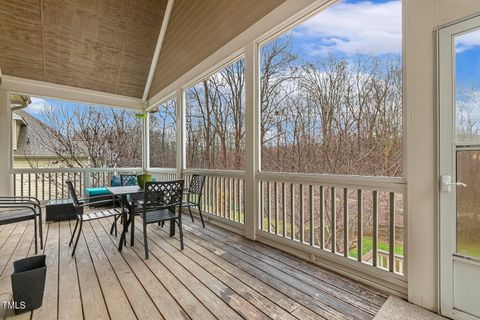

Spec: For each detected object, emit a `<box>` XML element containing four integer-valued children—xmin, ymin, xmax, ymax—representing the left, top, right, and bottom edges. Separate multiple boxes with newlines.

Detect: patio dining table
<box><xmin>106</xmin><ymin>185</ymin><xmax>180</xmax><ymax>252</ymax></box>
<box><xmin>106</xmin><ymin>186</ymin><xmax>142</xmax><ymax>251</ymax></box>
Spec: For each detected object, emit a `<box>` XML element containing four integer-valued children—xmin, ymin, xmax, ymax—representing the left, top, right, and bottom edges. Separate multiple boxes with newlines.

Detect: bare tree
<box><xmin>35</xmin><ymin>106</ymin><xmax>142</xmax><ymax>168</ymax></box>
<box><xmin>150</xmin><ymin>99</ymin><xmax>176</xmax><ymax>168</ymax></box>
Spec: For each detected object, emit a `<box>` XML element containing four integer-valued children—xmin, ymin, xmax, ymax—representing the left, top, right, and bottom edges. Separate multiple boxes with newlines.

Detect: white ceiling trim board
<box><xmin>1</xmin><ymin>75</ymin><xmax>145</xmax><ymax>110</ymax></box>
<box><xmin>142</xmin><ymin>0</ymin><xmax>175</xmax><ymax>101</ymax></box>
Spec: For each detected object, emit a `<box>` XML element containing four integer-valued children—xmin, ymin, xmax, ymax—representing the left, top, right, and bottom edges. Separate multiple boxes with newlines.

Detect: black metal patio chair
<box><xmin>130</xmin><ymin>180</ymin><xmax>184</xmax><ymax>259</ymax></box>
<box><xmin>0</xmin><ymin>196</ymin><xmax>43</xmax><ymax>254</ymax></box>
<box><xmin>66</xmin><ymin>180</ymin><xmax>121</xmax><ymax>256</ymax></box>
<box><xmin>182</xmin><ymin>174</ymin><xmax>206</xmax><ymax>227</ymax></box>
<box><xmin>120</xmin><ymin>174</ymin><xmax>138</xmax><ymax>186</ymax></box>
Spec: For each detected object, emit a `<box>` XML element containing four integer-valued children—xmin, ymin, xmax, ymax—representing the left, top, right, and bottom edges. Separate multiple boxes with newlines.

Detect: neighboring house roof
<box><xmin>12</xmin><ymin>113</ymin><xmax>26</xmax><ymax>124</ymax></box>
<box><xmin>14</xmin><ymin>110</ymin><xmax>64</xmax><ymax>158</ymax></box>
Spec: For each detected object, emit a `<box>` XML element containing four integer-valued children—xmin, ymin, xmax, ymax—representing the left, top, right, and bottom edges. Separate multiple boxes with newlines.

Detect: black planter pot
<box><xmin>10</xmin><ymin>255</ymin><xmax>47</xmax><ymax>315</ymax></box>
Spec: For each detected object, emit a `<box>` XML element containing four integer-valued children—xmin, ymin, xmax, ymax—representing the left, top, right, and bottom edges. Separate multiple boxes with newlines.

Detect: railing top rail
<box><xmin>147</xmin><ymin>168</ymin><xmax>177</xmax><ymax>173</ymax></box>
<box><xmin>10</xmin><ymin>167</ymin><xmax>143</xmax><ymax>174</ymax></box>
<box><xmin>257</xmin><ymin>171</ymin><xmax>406</xmax><ymax>193</ymax></box>
<box><xmin>183</xmin><ymin>169</ymin><xmax>245</xmax><ymax>178</ymax></box>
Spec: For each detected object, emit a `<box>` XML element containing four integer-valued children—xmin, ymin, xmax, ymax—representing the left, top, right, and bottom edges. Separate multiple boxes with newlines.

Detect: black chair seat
<box><xmin>0</xmin><ymin>197</ymin><xmax>43</xmax><ymax>254</ymax></box>
<box><xmin>139</xmin><ymin>209</ymin><xmax>176</xmax><ymax>224</ymax></box>
<box><xmin>82</xmin><ymin>208</ymin><xmax>121</xmax><ymax>222</ymax></box>
<box><xmin>0</xmin><ymin>209</ymin><xmax>36</xmax><ymax>225</ymax></box>
<box><xmin>181</xmin><ymin>201</ymin><xmax>197</xmax><ymax>207</ymax></box>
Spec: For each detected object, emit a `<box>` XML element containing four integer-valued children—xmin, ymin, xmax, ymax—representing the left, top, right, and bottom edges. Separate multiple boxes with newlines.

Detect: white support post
<box><xmin>244</xmin><ymin>42</ymin><xmax>259</xmax><ymax>240</ymax></box>
<box><xmin>176</xmin><ymin>89</ymin><xmax>185</xmax><ymax>179</ymax></box>
<box><xmin>144</xmin><ymin>112</ymin><xmax>150</xmax><ymax>171</ymax></box>
<box><xmin>0</xmin><ymin>89</ymin><xmax>12</xmax><ymax>195</ymax></box>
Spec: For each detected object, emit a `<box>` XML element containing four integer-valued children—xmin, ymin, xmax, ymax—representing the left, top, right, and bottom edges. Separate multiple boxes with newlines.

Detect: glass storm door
<box><xmin>439</xmin><ymin>16</ymin><xmax>480</xmax><ymax>320</ymax></box>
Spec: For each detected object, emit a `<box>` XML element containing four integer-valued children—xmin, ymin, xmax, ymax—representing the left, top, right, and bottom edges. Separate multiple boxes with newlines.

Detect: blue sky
<box><xmin>281</xmin><ymin>0</ymin><xmax>402</xmax><ymax>60</ymax></box>
<box><xmin>456</xmin><ymin>29</ymin><xmax>480</xmax><ymax>88</ymax></box>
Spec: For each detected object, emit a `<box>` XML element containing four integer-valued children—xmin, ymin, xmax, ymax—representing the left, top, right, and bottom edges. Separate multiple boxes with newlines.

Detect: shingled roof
<box><xmin>14</xmin><ymin>110</ymin><xmax>63</xmax><ymax>158</ymax></box>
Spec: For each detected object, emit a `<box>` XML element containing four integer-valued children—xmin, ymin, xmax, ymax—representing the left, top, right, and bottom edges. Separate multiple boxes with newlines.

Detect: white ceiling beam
<box><xmin>1</xmin><ymin>75</ymin><xmax>145</xmax><ymax>110</ymax></box>
<box><xmin>142</xmin><ymin>0</ymin><xmax>175</xmax><ymax>102</ymax></box>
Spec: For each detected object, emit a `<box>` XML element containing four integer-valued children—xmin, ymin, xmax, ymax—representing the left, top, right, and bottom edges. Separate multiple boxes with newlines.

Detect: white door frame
<box><xmin>438</xmin><ymin>15</ymin><xmax>480</xmax><ymax>320</ymax></box>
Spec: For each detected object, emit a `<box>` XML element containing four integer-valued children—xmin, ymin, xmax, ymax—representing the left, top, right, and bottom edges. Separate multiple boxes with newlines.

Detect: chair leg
<box><xmin>115</xmin><ymin>219</ymin><xmax>118</xmax><ymax>237</ymax></box>
<box><xmin>33</xmin><ymin>215</ymin><xmax>38</xmax><ymax>254</ymax></box>
<box><xmin>71</xmin><ymin>220</ymin><xmax>83</xmax><ymax>256</ymax></box>
<box><xmin>110</xmin><ymin>216</ymin><xmax>118</xmax><ymax>235</ymax></box>
<box><xmin>38</xmin><ymin>214</ymin><xmax>43</xmax><ymax>250</ymax></box>
<box><xmin>130</xmin><ymin>214</ymin><xmax>135</xmax><ymax>246</ymax></box>
<box><xmin>197</xmin><ymin>205</ymin><xmax>205</xmax><ymax>228</ymax></box>
<box><xmin>188</xmin><ymin>206</ymin><xmax>195</xmax><ymax>223</ymax></box>
<box><xmin>177</xmin><ymin>217</ymin><xmax>184</xmax><ymax>250</ymax></box>
<box><xmin>69</xmin><ymin>219</ymin><xmax>79</xmax><ymax>247</ymax></box>
<box><xmin>143</xmin><ymin>220</ymin><xmax>149</xmax><ymax>259</ymax></box>
<box><xmin>169</xmin><ymin>219</ymin><xmax>175</xmax><ymax>237</ymax></box>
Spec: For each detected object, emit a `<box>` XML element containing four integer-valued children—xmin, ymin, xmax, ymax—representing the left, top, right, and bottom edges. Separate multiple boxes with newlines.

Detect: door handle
<box><xmin>447</xmin><ymin>182</ymin><xmax>467</xmax><ymax>187</ymax></box>
<box><xmin>441</xmin><ymin>175</ymin><xmax>467</xmax><ymax>192</ymax></box>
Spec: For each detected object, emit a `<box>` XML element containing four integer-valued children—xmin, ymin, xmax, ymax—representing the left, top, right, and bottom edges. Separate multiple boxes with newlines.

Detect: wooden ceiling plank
<box><xmin>116</xmin><ymin>0</ymin><xmax>168</xmax><ymax>97</ymax></box>
<box><xmin>115</xmin><ymin>0</ymin><xmax>135</xmax><ymax>95</ymax></box>
<box><xmin>40</xmin><ymin>0</ymin><xmax>47</xmax><ymax>81</ymax></box>
<box><xmin>158</xmin><ymin>0</ymin><xmax>243</xmax><ymax>71</ymax></box>
<box><xmin>149</xmin><ymin>0</ymin><xmax>286</xmax><ymax>96</ymax></box>
<box><xmin>0</xmin><ymin>0</ymin><xmax>45</xmax><ymax>81</ymax></box>
<box><xmin>1</xmin><ymin>0</ymin><xmax>165</xmax><ymax>98</ymax></box>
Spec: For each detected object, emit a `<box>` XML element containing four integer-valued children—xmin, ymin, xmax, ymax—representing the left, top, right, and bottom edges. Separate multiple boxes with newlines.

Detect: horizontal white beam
<box><xmin>1</xmin><ymin>75</ymin><xmax>145</xmax><ymax>110</ymax></box>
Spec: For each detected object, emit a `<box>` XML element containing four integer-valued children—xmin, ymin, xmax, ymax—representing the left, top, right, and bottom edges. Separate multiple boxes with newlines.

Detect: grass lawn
<box><xmin>457</xmin><ymin>239</ymin><xmax>480</xmax><ymax>258</ymax></box>
<box><xmin>349</xmin><ymin>236</ymin><xmax>404</xmax><ymax>259</ymax></box>
<box><xmin>204</xmin><ymin>207</ymin><xmax>406</xmax><ymax>260</ymax></box>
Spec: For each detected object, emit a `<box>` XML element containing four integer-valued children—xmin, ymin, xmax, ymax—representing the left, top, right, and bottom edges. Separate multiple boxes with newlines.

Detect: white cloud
<box><xmin>456</xmin><ymin>30</ymin><xmax>480</xmax><ymax>53</ymax></box>
<box><xmin>294</xmin><ymin>0</ymin><xmax>402</xmax><ymax>56</ymax></box>
<box><xmin>26</xmin><ymin>97</ymin><xmax>51</xmax><ymax>114</ymax></box>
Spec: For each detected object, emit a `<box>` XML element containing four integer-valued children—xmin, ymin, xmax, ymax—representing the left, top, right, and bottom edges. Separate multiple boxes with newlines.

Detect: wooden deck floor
<box><xmin>0</xmin><ymin>213</ymin><xmax>388</xmax><ymax>319</ymax></box>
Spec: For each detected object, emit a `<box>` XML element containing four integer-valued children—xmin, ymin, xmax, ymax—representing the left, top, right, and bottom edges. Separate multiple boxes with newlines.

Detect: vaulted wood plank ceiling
<box><xmin>0</xmin><ymin>0</ymin><xmax>286</xmax><ymax>100</ymax></box>
<box><xmin>148</xmin><ymin>0</ymin><xmax>286</xmax><ymax>98</ymax></box>
<box><xmin>0</xmin><ymin>0</ymin><xmax>167</xmax><ymax>98</ymax></box>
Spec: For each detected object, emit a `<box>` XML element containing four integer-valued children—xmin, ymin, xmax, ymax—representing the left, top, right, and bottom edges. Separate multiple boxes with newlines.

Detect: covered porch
<box><xmin>2</xmin><ymin>0</ymin><xmax>480</xmax><ymax>319</ymax></box>
<box><xmin>0</xmin><ymin>212</ymin><xmax>387</xmax><ymax>319</ymax></box>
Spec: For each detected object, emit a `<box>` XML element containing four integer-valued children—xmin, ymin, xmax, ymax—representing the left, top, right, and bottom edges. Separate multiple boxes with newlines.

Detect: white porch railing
<box><xmin>183</xmin><ymin>169</ymin><xmax>245</xmax><ymax>225</ymax></box>
<box><xmin>11</xmin><ymin>167</ymin><xmax>177</xmax><ymax>201</ymax></box>
<box><xmin>10</xmin><ymin>166</ymin><xmax>406</xmax><ymax>292</ymax></box>
<box><xmin>180</xmin><ymin>169</ymin><xmax>406</xmax><ymax>279</ymax></box>
<box><xmin>257</xmin><ymin>172</ymin><xmax>407</xmax><ymax>277</ymax></box>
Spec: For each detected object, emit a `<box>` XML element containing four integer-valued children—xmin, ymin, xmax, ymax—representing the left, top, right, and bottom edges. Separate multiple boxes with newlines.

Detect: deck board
<box><xmin>32</xmin><ymin>222</ymin><xmax>59</xmax><ymax>320</ymax></box>
<box><xmin>0</xmin><ymin>212</ymin><xmax>387</xmax><ymax>319</ymax></box>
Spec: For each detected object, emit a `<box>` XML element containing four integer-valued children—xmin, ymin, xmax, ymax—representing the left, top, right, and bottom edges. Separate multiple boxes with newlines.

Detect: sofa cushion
<box><xmin>111</xmin><ymin>175</ymin><xmax>121</xmax><ymax>187</ymax></box>
<box><xmin>85</xmin><ymin>187</ymin><xmax>111</xmax><ymax>197</ymax></box>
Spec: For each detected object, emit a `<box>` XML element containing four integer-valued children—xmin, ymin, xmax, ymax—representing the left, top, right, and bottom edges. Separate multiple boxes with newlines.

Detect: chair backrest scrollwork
<box><xmin>120</xmin><ymin>174</ymin><xmax>138</xmax><ymax>186</ymax></box>
<box><xmin>188</xmin><ymin>175</ymin><xmax>205</xmax><ymax>195</ymax></box>
<box><xmin>144</xmin><ymin>180</ymin><xmax>184</xmax><ymax>211</ymax></box>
